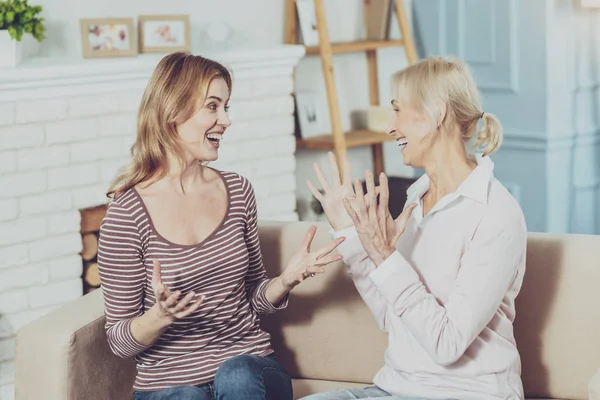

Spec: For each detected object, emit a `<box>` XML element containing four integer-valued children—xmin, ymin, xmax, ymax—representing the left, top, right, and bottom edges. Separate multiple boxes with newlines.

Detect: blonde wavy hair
<box><xmin>107</xmin><ymin>51</ymin><xmax>233</xmax><ymax>199</ymax></box>
<box><xmin>393</xmin><ymin>56</ymin><xmax>502</xmax><ymax>156</ymax></box>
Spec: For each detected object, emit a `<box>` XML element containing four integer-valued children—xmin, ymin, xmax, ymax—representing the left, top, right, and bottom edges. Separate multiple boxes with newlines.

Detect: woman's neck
<box><xmin>423</xmin><ymin>132</ymin><xmax>477</xmax><ymax>202</ymax></box>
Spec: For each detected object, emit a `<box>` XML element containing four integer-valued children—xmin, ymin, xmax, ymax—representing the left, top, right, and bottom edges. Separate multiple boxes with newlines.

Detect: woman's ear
<box><xmin>437</xmin><ymin>102</ymin><xmax>447</xmax><ymax>128</ymax></box>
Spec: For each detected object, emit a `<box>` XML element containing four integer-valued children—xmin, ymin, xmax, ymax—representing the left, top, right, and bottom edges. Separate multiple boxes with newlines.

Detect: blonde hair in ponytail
<box><xmin>392</xmin><ymin>56</ymin><xmax>503</xmax><ymax>156</ymax></box>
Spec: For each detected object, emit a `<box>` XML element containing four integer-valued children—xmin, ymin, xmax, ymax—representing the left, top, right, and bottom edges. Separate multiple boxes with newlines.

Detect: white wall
<box><xmin>27</xmin><ymin>0</ymin><xmax>416</xmax><ymax>221</ymax></box>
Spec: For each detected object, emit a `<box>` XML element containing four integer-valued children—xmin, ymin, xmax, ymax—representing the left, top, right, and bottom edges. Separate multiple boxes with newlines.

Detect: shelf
<box><xmin>296</xmin><ymin>129</ymin><xmax>395</xmax><ymax>151</ymax></box>
<box><xmin>305</xmin><ymin>39</ymin><xmax>405</xmax><ymax>55</ymax></box>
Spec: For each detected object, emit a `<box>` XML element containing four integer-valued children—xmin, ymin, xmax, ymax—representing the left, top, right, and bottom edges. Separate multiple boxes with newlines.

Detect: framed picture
<box><xmin>138</xmin><ymin>15</ymin><xmax>191</xmax><ymax>53</ymax></box>
<box><xmin>295</xmin><ymin>0</ymin><xmax>319</xmax><ymax>46</ymax></box>
<box><xmin>80</xmin><ymin>18</ymin><xmax>137</xmax><ymax>58</ymax></box>
<box><xmin>295</xmin><ymin>91</ymin><xmax>326</xmax><ymax>139</ymax></box>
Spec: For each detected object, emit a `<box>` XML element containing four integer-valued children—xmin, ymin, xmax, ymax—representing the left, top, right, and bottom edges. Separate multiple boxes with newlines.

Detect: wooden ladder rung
<box><xmin>305</xmin><ymin>39</ymin><xmax>405</xmax><ymax>55</ymax></box>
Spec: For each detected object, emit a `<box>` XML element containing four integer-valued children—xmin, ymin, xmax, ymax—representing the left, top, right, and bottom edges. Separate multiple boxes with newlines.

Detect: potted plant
<box><xmin>0</xmin><ymin>0</ymin><xmax>45</xmax><ymax>67</ymax></box>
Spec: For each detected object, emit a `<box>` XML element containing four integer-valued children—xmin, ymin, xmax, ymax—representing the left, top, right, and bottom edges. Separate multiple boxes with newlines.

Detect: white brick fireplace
<box><xmin>0</xmin><ymin>45</ymin><xmax>304</xmax><ymax>399</ymax></box>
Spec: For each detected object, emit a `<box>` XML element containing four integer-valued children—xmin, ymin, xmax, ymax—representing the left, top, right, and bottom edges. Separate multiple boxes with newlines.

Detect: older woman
<box><xmin>304</xmin><ymin>56</ymin><xmax>527</xmax><ymax>400</ymax></box>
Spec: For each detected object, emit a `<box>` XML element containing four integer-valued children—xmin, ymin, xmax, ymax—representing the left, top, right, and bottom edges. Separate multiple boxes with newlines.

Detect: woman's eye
<box><xmin>224</xmin><ymin>105</ymin><xmax>230</xmax><ymax>112</ymax></box>
<box><xmin>208</xmin><ymin>104</ymin><xmax>217</xmax><ymax>111</ymax></box>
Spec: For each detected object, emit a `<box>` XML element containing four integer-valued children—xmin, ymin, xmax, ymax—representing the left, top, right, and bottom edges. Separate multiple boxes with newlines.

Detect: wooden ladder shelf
<box><xmin>285</xmin><ymin>0</ymin><xmax>418</xmax><ymax>176</ymax></box>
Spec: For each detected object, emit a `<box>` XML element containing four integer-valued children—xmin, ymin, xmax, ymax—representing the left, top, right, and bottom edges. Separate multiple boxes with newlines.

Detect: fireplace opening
<box><xmin>79</xmin><ymin>204</ymin><xmax>108</xmax><ymax>294</ymax></box>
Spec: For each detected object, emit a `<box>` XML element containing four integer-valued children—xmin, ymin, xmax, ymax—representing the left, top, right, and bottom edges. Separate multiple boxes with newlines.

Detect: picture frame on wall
<box><xmin>295</xmin><ymin>91</ymin><xmax>326</xmax><ymax>139</ymax></box>
<box><xmin>295</xmin><ymin>0</ymin><xmax>319</xmax><ymax>46</ymax></box>
<box><xmin>138</xmin><ymin>15</ymin><xmax>191</xmax><ymax>53</ymax></box>
<box><xmin>80</xmin><ymin>18</ymin><xmax>137</xmax><ymax>58</ymax></box>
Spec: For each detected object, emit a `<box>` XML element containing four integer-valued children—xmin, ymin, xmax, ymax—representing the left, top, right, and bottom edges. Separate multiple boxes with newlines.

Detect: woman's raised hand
<box><xmin>307</xmin><ymin>151</ymin><xmax>358</xmax><ymax>231</ymax></box>
<box><xmin>279</xmin><ymin>225</ymin><xmax>345</xmax><ymax>289</ymax></box>
<box><xmin>152</xmin><ymin>259</ymin><xmax>204</xmax><ymax>323</ymax></box>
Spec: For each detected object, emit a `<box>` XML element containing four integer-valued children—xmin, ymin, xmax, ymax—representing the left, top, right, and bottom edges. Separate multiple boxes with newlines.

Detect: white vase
<box><xmin>0</xmin><ymin>30</ymin><xmax>22</xmax><ymax>68</ymax></box>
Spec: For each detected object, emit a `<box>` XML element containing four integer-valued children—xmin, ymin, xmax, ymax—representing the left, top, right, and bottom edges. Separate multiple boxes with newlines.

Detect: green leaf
<box><xmin>5</xmin><ymin>11</ymin><xmax>14</xmax><ymax>23</ymax></box>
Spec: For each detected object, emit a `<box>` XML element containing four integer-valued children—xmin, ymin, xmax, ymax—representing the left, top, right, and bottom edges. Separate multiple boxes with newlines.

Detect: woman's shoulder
<box><xmin>213</xmin><ymin>168</ymin><xmax>253</xmax><ymax>192</ymax></box>
<box><xmin>485</xmin><ymin>178</ymin><xmax>527</xmax><ymax>232</ymax></box>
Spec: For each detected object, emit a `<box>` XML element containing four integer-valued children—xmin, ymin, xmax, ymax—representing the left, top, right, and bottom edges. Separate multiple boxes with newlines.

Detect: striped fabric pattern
<box><xmin>97</xmin><ymin>171</ymin><xmax>286</xmax><ymax>391</ymax></box>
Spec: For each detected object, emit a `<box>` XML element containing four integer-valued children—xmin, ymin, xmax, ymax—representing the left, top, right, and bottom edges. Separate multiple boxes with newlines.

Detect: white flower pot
<box><xmin>0</xmin><ymin>30</ymin><xmax>23</xmax><ymax>68</ymax></box>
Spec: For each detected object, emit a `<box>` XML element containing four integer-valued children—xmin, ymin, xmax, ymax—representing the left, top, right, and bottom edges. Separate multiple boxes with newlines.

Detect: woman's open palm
<box><xmin>307</xmin><ymin>151</ymin><xmax>358</xmax><ymax>231</ymax></box>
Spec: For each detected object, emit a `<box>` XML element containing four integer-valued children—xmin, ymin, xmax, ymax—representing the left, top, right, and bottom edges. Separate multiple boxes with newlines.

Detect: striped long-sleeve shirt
<box><xmin>97</xmin><ymin>171</ymin><xmax>287</xmax><ymax>392</ymax></box>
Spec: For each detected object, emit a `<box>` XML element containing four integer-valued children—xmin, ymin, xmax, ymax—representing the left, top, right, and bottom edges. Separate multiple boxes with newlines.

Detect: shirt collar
<box><xmin>405</xmin><ymin>154</ymin><xmax>495</xmax><ymax>205</ymax></box>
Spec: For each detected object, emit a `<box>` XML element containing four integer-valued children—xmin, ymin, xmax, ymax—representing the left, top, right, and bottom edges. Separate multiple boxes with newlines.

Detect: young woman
<box><xmin>97</xmin><ymin>51</ymin><xmax>345</xmax><ymax>400</ymax></box>
<box><xmin>304</xmin><ymin>56</ymin><xmax>527</xmax><ymax>400</ymax></box>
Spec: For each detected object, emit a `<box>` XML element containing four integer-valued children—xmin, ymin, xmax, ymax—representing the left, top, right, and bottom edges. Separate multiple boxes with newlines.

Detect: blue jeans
<box><xmin>133</xmin><ymin>354</ymin><xmax>292</xmax><ymax>400</ymax></box>
<box><xmin>299</xmin><ymin>386</ymin><xmax>450</xmax><ymax>400</ymax></box>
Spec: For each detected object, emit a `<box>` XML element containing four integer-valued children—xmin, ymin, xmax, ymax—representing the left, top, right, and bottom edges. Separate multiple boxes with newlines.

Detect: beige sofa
<box><xmin>14</xmin><ymin>221</ymin><xmax>600</xmax><ymax>400</ymax></box>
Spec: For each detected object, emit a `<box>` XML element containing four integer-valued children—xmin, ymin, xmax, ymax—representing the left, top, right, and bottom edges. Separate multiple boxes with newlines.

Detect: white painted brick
<box><xmin>0</xmin><ymin>338</ymin><xmax>15</xmax><ymax>362</ymax></box>
<box><xmin>98</xmin><ymin>114</ymin><xmax>136</xmax><ymax>137</ymax></box>
<box><xmin>257</xmin><ymin>192</ymin><xmax>297</xmax><ymax>216</ymax></box>
<box><xmin>0</xmin><ymin>199</ymin><xmax>17</xmax><ymax>223</ymax></box>
<box><xmin>251</xmin><ymin>77</ymin><xmax>294</xmax><ymax>97</ymax></box>
<box><xmin>0</xmin><ymin>103</ymin><xmax>15</xmax><ymax>126</ymax></box>
<box><xmin>2</xmin><ymin>305</ymin><xmax>59</xmax><ymax>335</ymax></box>
<box><xmin>121</xmin><ymin>136</ymin><xmax>134</xmax><ymax>157</ymax></box>
<box><xmin>68</xmin><ymin>94</ymin><xmax>119</xmax><ymax>117</ymax></box>
<box><xmin>0</xmin><ymin>318</ymin><xmax>11</xmax><ymax>339</ymax></box>
<box><xmin>0</xmin><ymin>152</ymin><xmax>16</xmax><ymax>174</ymax></box>
<box><xmin>0</xmin><ymin>245</ymin><xmax>28</xmax><ymax>269</ymax></box>
<box><xmin>72</xmin><ymin>184</ymin><xmax>109</xmax><ymax>209</ymax></box>
<box><xmin>248</xmin><ymin>178</ymin><xmax>270</xmax><ymax>198</ymax></box>
<box><xmin>29</xmin><ymin>278</ymin><xmax>82</xmax><ymax>308</ymax></box>
<box><xmin>255</xmin><ymin>156</ymin><xmax>295</xmax><ymax>178</ymax></box>
<box><xmin>0</xmin><ymin>263</ymin><xmax>48</xmax><ymax>292</ymax></box>
<box><xmin>100</xmin><ymin>158</ymin><xmax>127</xmax><ymax>183</ymax></box>
<box><xmin>28</xmin><ymin>233</ymin><xmax>82</xmax><ymax>262</ymax></box>
<box><xmin>48</xmin><ymin>255</ymin><xmax>82</xmax><ymax>281</ymax></box>
<box><xmin>229</xmin><ymin>95</ymin><xmax>293</xmax><ymax>121</ymax></box>
<box><xmin>274</xmin><ymin>135</ymin><xmax>296</xmax><ymax>155</ymax></box>
<box><xmin>17</xmin><ymin>145</ymin><xmax>69</xmax><ymax>171</ymax></box>
<box><xmin>0</xmin><ymin>361</ymin><xmax>15</xmax><ymax>386</ymax></box>
<box><xmin>269</xmin><ymin>174</ymin><xmax>297</xmax><ymax>194</ymax></box>
<box><xmin>47</xmin><ymin>163</ymin><xmax>99</xmax><ymax>189</ymax></box>
<box><xmin>236</xmin><ymin>138</ymin><xmax>282</xmax><ymax>161</ymax></box>
<box><xmin>47</xmin><ymin>211</ymin><xmax>81</xmax><ymax>235</ymax></box>
<box><xmin>0</xmin><ymin>383</ymin><xmax>14</xmax><ymax>400</ymax></box>
<box><xmin>15</xmin><ymin>98</ymin><xmax>68</xmax><ymax>123</ymax></box>
<box><xmin>45</xmin><ymin>118</ymin><xmax>98</xmax><ymax>144</ymax></box>
<box><xmin>0</xmin><ymin>217</ymin><xmax>47</xmax><ymax>246</ymax></box>
<box><xmin>231</xmin><ymin>81</ymin><xmax>253</xmax><ymax>99</ymax></box>
<box><xmin>117</xmin><ymin>90</ymin><xmax>143</xmax><ymax>113</ymax></box>
<box><xmin>0</xmin><ymin>291</ymin><xmax>28</xmax><ymax>314</ymax></box>
<box><xmin>0</xmin><ymin>124</ymin><xmax>44</xmax><ymax>150</ymax></box>
<box><xmin>229</xmin><ymin>116</ymin><xmax>294</xmax><ymax>141</ymax></box>
<box><xmin>275</xmin><ymin>96</ymin><xmax>295</xmax><ymax>116</ymax></box>
<box><xmin>0</xmin><ymin>171</ymin><xmax>46</xmax><ymax>199</ymax></box>
<box><xmin>70</xmin><ymin>138</ymin><xmax>122</xmax><ymax>163</ymax></box>
<box><xmin>19</xmin><ymin>191</ymin><xmax>72</xmax><ymax>216</ymax></box>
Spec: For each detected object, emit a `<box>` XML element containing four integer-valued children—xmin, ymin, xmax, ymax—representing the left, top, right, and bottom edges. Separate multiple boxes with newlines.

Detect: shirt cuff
<box><xmin>369</xmin><ymin>251</ymin><xmax>423</xmax><ymax>314</ymax></box>
<box><xmin>329</xmin><ymin>226</ymin><xmax>368</xmax><ymax>264</ymax></box>
<box><xmin>255</xmin><ymin>279</ymin><xmax>289</xmax><ymax>314</ymax></box>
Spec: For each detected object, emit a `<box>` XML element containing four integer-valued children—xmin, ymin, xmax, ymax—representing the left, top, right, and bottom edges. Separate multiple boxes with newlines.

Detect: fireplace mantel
<box><xmin>0</xmin><ymin>45</ymin><xmax>305</xmax><ymax>101</ymax></box>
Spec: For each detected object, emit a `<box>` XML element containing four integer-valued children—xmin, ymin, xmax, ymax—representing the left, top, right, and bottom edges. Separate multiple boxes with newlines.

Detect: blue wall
<box><xmin>412</xmin><ymin>0</ymin><xmax>600</xmax><ymax>234</ymax></box>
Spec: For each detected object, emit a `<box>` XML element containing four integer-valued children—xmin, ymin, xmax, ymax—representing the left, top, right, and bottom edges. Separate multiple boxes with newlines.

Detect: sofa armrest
<box><xmin>15</xmin><ymin>289</ymin><xmax>136</xmax><ymax>400</ymax></box>
<box><xmin>591</xmin><ymin>369</ymin><xmax>600</xmax><ymax>400</ymax></box>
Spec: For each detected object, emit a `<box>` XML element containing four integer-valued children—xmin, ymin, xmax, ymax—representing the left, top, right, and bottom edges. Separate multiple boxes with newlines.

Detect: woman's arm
<box><xmin>97</xmin><ymin>201</ymin><xmax>156</xmax><ymax>358</ymax></box>
<box><xmin>330</xmin><ymin>226</ymin><xmax>390</xmax><ymax>332</ymax></box>
<box><xmin>241</xmin><ymin>178</ymin><xmax>289</xmax><ymax>314</ymax></box>
<box><xmin>369</xmin><ymin>212</ymin><xmax>527</xmax><ymax>365</ymax></box>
